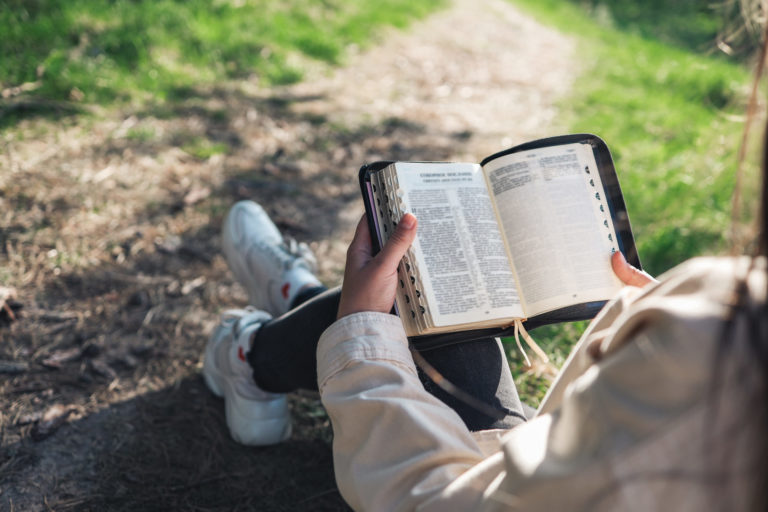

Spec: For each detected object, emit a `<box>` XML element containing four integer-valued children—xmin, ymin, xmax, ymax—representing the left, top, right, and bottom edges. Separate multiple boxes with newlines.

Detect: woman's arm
<box><xmin>321</xmin><ymin>214</ymin><xmax>667</xmax><ymax>511</ymax></box>
<box><xmin>322</xmin><ymin>214</ymin><xmax>494</xmax><ymax>510</ymax></box>
<box><xmin>318</xmin><ymin>312</ymin><xmax>493</xmax><ymax>511</ymax></box>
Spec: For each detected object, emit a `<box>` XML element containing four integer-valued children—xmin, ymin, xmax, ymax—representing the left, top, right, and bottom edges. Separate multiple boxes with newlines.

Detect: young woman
<box><xmin>204</xmin><ymin>23</ymin><xmax>768</xmax><ymax>512</ymax></box>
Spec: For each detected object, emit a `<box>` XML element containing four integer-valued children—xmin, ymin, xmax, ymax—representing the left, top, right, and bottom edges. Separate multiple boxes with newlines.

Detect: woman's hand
<box><xmin>337</xmin><ymin>213</ymin><xmax>418</xmax><ymax>319</ymax></box>
<box><xmin>611</xmin><ymin>251</ymin><xmax>657</xmax><ymax>288</ymax></box>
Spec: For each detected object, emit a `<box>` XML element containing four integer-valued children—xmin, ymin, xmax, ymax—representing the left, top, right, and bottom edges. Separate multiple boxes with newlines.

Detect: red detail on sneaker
<box><xmin>238</xmin><ymin>346</ymin><xmax>247</xmax><ymax>362</ymax></box>
<box><xmin>281</xmin><ymin>282</ymin><xmax>290</xmax><ymax>299</ymax></box>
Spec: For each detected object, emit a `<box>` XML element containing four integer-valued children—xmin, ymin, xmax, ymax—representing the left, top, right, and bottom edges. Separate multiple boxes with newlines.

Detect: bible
<box><xmin>359</xmin><ymin>134</ymin><xmax>640</xmax><ymax>349</ymax></box>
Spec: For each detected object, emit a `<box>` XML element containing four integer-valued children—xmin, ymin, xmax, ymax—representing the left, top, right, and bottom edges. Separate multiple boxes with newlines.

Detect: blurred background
<box><xmin>0</xmin><ymin>0</ymin><xmax>761</xmax><ymax>510</ymax></box>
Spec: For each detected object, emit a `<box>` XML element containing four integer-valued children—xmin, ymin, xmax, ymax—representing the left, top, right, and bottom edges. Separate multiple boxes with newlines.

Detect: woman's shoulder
<box><xmin>643</xmin><ymin>255</ymin><xmax>766</xmax><ymax>306</ymax></box>
<box><xmin>590</xmin><ymin>255</ymin><xmax>765</xmax><ymax>365</ymax></box>
<box><xmin>662</xmin><ymin>255</ymin><xmax>765</xmax><ymax>277</ymax></box>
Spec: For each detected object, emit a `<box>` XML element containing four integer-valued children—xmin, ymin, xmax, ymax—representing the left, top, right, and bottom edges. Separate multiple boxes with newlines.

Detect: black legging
<box><xmin>247</xmin><ymin>286</ymin><xmax>527</xmax><ymax>431</ymax></box>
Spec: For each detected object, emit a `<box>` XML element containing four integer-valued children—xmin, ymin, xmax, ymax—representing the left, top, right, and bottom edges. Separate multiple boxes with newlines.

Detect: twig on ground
<box><xmin>103</xmin><ymin>271</ymin><xmax>175</xmax><ymax>285</ymax></box>
<box><xmin>0</xmin><ymin>286</ymin><xmax>18</xmax><ymax>322</ymax></box>
<box><xmin>31</xmin><ymin>404</ymin><xmax>75</xmax><ymax>442</ymax></box>
<box><xmin>2</xmin><ymin>301</ymin><xmax>16</xmax><ymax>322</ymax></box>
<box><xmin>297</xmin><ymin>488</ymin><xmax>340</xmax><ymax>504</ymax></box>
<box><xmin>0</xmin><ymin>361</ymin><xmax>29</xmax><ymax>374</ymax></box>
<box><xmin>1</xmin><ymin>81</ymin><xmax>42</xmax><ymax>99</ymax></box>
<box><xmin>27</xmin><ymin>310</ymin><xmax>80</xmax><ymax>322</ymax></box>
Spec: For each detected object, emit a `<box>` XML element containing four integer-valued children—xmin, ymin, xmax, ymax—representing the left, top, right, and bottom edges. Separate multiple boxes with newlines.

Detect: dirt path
<box><xmin>0</xmin><ymin>1</ymin><xmax>575</xmax><ymax>509</ymax></box>
<box><xmin>293</xmin><ymin>0</ymin><xmax>575</xmax><ymax>157</ymax></box>
<box><xmin>292</xmin><ymin>0</ymin><xmax>577</xmax><ymax>262</ymax></box>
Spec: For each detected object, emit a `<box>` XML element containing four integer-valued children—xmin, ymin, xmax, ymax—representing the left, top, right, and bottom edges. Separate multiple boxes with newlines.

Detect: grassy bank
<box><xmin>0</xmin><ymin>0</ymin><xmax>445</xmax><ymax>120</ymax></box>
<box><xmin>513</xmin><ymin>0</ymin><xmax>754</xmax><ymax>274</ymax></box>
<box><xmin>506</xmin><ymin>0</ymin><xmax>756</xmax><ymax>404</ymax></box>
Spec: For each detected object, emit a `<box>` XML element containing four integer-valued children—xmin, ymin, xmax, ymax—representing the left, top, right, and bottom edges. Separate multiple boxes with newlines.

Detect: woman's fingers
<box><xmin>346</xmin><ymin>215</ymin><xmax>374</xmax><ymax>271</ymax></box>
<box><xmin>611</xmin><ymin>251</ymin><xmax>657</xmax><ymax>288</ymax></box>
<box><xmin>337</xmin><ymin>214</ymin><xmax>417</xmax><ymax>319</ymax></box>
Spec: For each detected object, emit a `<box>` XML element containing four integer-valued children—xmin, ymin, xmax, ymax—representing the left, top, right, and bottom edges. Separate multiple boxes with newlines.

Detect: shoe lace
<box><xmin>285</xmin><ymin>238</ymin><xmax>318</xmax><ymax>271</ymax></box>
<box><xmin>253</xmin><ymin>237</ymin><xmax>317</xmax><ymax>273</ymax></box>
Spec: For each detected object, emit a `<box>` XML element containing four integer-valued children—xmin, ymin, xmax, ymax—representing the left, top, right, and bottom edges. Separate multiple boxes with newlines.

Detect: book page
<box><xmin>394</xmin><ymin>162</ymin><xmax>524</xmax><ymax>327</ymax></box>
<box><xmin>484</xmin><ymin>143</ymin><xmax>622</xmax><ymax>317</ymax></box>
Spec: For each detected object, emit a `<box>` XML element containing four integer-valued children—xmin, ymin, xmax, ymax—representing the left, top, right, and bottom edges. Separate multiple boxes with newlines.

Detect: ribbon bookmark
<box><xmin>513</xmin><ymin>318</ymin><xmax>550</xmax><ymax>367</ymax></box>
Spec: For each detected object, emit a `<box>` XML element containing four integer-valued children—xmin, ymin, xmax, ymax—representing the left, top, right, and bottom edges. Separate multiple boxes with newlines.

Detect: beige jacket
<box><xmin>317</xmin><ymin>257</ymin><xmax>766</xmax><ymax>511</ymax></box>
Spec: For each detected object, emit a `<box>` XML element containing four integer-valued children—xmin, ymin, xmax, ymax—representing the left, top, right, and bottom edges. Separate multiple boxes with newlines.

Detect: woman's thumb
<box><xmin>377</xmin><ymin>213</ymin><xmax>417</xmax><ymax>270</ymax></box>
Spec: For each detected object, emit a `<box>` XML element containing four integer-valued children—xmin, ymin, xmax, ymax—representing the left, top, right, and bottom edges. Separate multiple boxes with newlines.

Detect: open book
<box><xmin>359</xmin><ymin>134</ymin><xmax>640</xmax><ymax>349</ymax></box>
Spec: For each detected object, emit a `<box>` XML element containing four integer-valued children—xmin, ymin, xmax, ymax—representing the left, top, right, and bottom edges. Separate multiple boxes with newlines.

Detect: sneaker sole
<box><xmin>203</xmin><ymin>343</ymin><xmax>291</xmax><ymax>446</ymax></box>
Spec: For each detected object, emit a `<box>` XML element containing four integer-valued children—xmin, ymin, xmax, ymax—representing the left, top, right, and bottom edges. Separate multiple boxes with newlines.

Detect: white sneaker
<box><xmin>222</xmin><ymin>200</ymin><xmax>321</xmax><ymax>317</ymax></box>
<box><xmin>203</xmin><ymin>309</ymin><xmax>291</xmax><ymax>445</ymax></box>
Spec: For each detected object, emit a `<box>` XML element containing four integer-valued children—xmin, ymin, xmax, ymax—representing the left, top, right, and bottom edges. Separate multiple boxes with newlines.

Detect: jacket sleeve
<box><xmin>314</xmin><ymin>291</ymin><xmax>648</xmax><ymax>512</ymax></box>
<box><xmin>466</xmin><ymin>259</ymin><xmax>742</xmax><ymax>511</ymax></box>
<box><xmin>317</xmin><ymin>312</ymin><xmax>495</xmax><ymax>512</ymax></box>
<box><xmin>316</xmin><ymin>258</ymin><xmax>750</xmax><ymax>511</ymax></box>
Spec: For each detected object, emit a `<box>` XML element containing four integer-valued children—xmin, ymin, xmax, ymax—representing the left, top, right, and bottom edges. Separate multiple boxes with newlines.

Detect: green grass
<box><xmin>565</xmin><ymin>0</ymin><xmax>725</xmax><ymax>54</ymax></box>
<box><xmin>1</xmin><ymin>0</ymin><xmax>446</xmax><ymax>110</ymax></box>
<box><xmin>583</xmin><ymin>46</ymin><xmax>747</xmax><ymax>273</ymax></box>
<box><xmin>512</xmin><ymin>0</ymin><xmax>753</xmax><ymax>275</ymax></box>
<box><xmin>181</xmin><ymin>137</ymin><xmax>230</xmax><ymax>160</ymax></box>
<box><xmin>125</xmin><ymin>126</ymin><xmax>156</xmax><ymax>143</ymax></box>
<box><xmin>504</xmin><ymin>0</ymin><xmax>756</xmax><ymax>406</ymax></box>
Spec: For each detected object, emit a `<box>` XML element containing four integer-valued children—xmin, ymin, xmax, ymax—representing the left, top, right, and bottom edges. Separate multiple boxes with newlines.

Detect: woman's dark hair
<box><xmin>751</xmin><ymin>59</ymin><xmax>768</xmax><ymax>511</ymax></box>
<box><xmin>760</xmin><ymin>95</ymin><xmax>768</xmax><ymax>258</ymax></box>
<box><xmin>717</xmin><ymin>7</ymin><xmax>768</xmax><ymax>507</ymax></box>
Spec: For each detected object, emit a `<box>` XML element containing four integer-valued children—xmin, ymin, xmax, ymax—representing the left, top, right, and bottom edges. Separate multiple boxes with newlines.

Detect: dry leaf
<box><xmin>183</xmin><ymin>186</ymin><xmax>211</xmax><ymax>205</ymax></box>
<box><xmin>41</xmin><ymin>347</ymin><xmax>82</xmax><ymax>369</ymax></box>
<box><xmin>31</xmin><ymin>404</ymin><xmax>74</xmax><ymax>441</ymax></box>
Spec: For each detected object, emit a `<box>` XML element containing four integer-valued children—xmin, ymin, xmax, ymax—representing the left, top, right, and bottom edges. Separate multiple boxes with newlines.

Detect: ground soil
<box><xmin>0</xmin><ymin>1</ymin><xmax>576</xmax><ymax>509</ymax></box>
